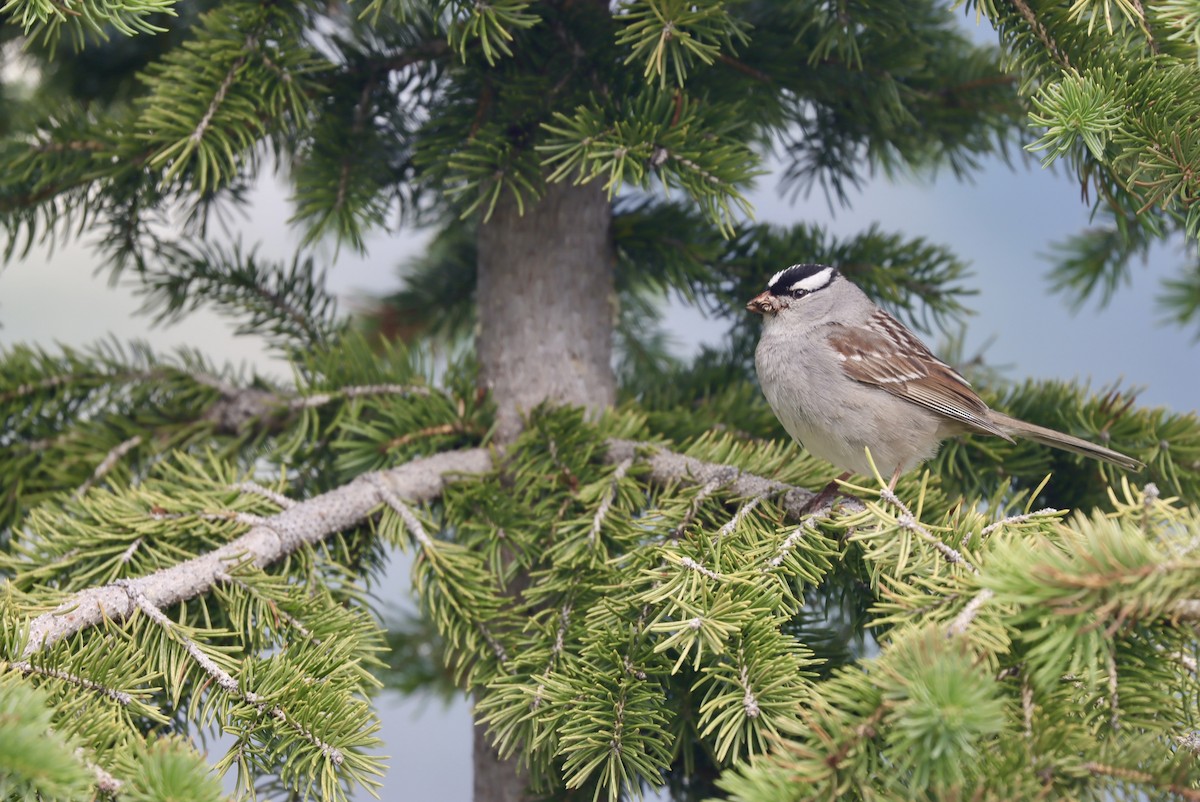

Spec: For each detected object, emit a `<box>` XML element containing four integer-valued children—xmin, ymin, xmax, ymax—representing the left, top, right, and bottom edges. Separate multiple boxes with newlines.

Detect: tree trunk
<box><xmin>476</xmin><ymin>179</ymin><xmax>617</xmax><ymax>442</ymax></box>
<box><xmin>472</xmin><ymin>178</ymin><xmax>616</xmax><ymax>801</ymax></box>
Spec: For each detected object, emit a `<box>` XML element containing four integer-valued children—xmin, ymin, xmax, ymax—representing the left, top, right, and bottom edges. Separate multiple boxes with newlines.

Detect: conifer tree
<box><xmin>1</xmin><ymin>2</ymin><xmax>1199</xmax><ymax>801</ymax></box>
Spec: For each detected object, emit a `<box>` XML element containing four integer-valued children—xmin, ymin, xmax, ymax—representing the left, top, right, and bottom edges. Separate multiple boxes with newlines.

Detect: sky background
<box><xmin>2</xmin><ymin>21</ymin><xmax>1199</xmax><ymax>802</ymax></box>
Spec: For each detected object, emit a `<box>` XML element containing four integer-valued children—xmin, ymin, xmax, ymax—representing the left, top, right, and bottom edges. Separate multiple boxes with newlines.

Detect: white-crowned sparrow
<box><xmin>748</xmin><ymin>264</ymin><xmax>1143</xmax><ymax>487</ymax></box>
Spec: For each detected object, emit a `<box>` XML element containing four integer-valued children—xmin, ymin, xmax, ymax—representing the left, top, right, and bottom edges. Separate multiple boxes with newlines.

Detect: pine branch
<box><xmin>1085</xmin><ymin>761</ymin><xmax>1200</xmax><ymax>800</ymax></box>
<box><xmin>74</xmin><ymin>436</ymin><xmax>144</xmax><ymax>499</ymax></box>
<box><xmin>8</xmin><ymin>660</ymin><xmax>135</xmax><ymax>706</ymax></box>
<box><xmin>135</xmin><ymin>241</ymin><xmax>345</xmax><ymax>353</ymax></box>
<box><xmin>19</xmin><ymin>447</ymin><xmax>492</xmax><ymax>658</ymax></box>
<box><xmin>605</xmin><ymin>439</ymin><xmax>847</xmax><ymax>521</ymax></box>
<box><xmin>879</xmin><ymin>487</ymin><xmax>978</xmax><ymax>574</ymax></box>
<box><xmin>1011</xmin><ymin>0</ymin><xmax>1072</xmax><ymax>69</ymax></box>
<box><xmin>3</xmin><ymin>0</ymin><xmax>175</xmax><ymax>46</ymax></box>
<box><xmin>18</xmin><ymin>438</ymin><xmax>847</xmax><ymax>658</ymax></box>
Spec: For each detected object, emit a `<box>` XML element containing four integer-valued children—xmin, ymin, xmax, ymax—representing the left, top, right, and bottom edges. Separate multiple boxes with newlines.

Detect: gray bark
<box><xmin>21</xmin><ymin>447</ymin><xmax>493</xmax><ymax>658</ymax></box>
<box><xmin>476</xmin><ymin>179</ymin><xmax>617</xmax><ymax>442</ymax></box>
<box><xmin>20</xmin><ymin>436</ymin><xmax>838</xmax><ymax>662</ymax></box>
<box><xmin>472</xmin><ymin>178</ymin><xmax>617</xmax><ymax>800</ymax></box>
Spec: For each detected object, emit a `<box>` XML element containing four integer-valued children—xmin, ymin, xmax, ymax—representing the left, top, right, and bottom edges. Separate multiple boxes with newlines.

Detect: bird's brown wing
<box><xmin>825</xmin><ymin>310</ymin><xmax>1014</xmax><ymax>442</ymax></box>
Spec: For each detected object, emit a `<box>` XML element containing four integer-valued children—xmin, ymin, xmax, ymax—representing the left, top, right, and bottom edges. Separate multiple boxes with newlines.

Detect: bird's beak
<box><xmin>746</xmin><ymin>291</ymin><xmax>780</xmax><ymax>316</ymax></box>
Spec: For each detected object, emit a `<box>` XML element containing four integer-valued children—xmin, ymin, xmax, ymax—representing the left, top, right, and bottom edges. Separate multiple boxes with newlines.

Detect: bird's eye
<box><xmin>789</xmin><ymin>289</ymin><xmax>809</xmax><ymax>299</ymax></box>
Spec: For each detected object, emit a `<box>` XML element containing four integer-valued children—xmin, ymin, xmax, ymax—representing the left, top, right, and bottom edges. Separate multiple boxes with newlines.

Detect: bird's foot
<box><xmin>800</xmin><ymin>471</ymin><xmax>853</xmax><ymax>515</ymax></box>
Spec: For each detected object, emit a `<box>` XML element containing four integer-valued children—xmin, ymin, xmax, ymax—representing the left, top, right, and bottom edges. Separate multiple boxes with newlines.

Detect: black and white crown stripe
<box><xmin>766</xmin><ymin>264</ymin><xmax>838</xmax><ymax>296</ymax></box>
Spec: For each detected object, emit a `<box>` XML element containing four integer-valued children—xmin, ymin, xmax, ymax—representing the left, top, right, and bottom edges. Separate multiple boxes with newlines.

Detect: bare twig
<box><xmin>879</xmin><ymin>488</ymin><xmax>978</xmax><ymax>574</ymax></box>
<box><xmin>231</xmin><ymin>481</ymin><xmax>296</xmax><ymax>509</ymax></box>
<box><xmin>531</xmin><ymin>603</ymin><xmax>572</xmax><ymax>710</ymax></box>
<box><xmin>768</xmin><ymin>520</ymin><xmax>821</xmax><ymax>569</ymax></box>
<box><xmin>117</xmin><ymin>579</ymin><xmax>240</xmax><ymax>693</ymax></box>
<box><xmin>478</xmin><ymin>623</ymin><xmax>509</xmax><ymax>666</ymax></box>
<box><xmin>202</xmin><ymin>383</ymin><xmax>434</xmax><ymax>436</ymax></box>
<box><xmin>1127</xmin><ymin>0</ymin><xmax>1158</xmax><ymax>53</ymax></box>
<box><xmin>122</xmin><ymin>576</ymin><xmax>348</xmax><ymax>763</ymax></box>
<box><xmin>368</xmin><ymin>475</ymin><xmax>434</xmax><ymax>549</ymax></box>
<box><xmin>738</xmin><ymin>654</ymin><xmax>760</xmax><ymax>719</ymax></box>
<box><xmin>74</xmin><ymin>435</ymin><xmax>143</xmax><ymax>498</ymax></box>
<box><xmin>118</xmin><ymin>538</ymin><xmax>142</xmax><ymax>565</ymax></box>
<box><xmin>189</xmin><ymin>38</ymin><xmax>253</xmax><ymax>149</ymax></box>
<box><xmin>1178</xmin><ymin>732</ymin><xmax>1200</xmax><ymax>754</ymax></box>
<box><xmin>226</xmin><ymin>576</ymin><xmax>316</xmax><ymax>642</ymax></box>
<box><xmin>589</xmin><ymin>457</ymin><xmax>633</xmax><ymax>544</ymax></box>
<box><xmin>1107</xmin><ymin>651</ymin><xmax>1120</xmax><ymax>731</ymax></box>
<box><xmin>606</xmin><ymin>439</ymin><xmax>844</xmax><ymax>522</ymax></box>
<box><xmin>980</xmin><ymin>508</ymin><xmax>1061</xmax><ymax>538</ymax></box>
<box><xmin>671</xmin><ymin>467</ymin><xmax>738</xmax><ymax>538</ymax></box>
<box><xmin>1011</xmin><ymin>0</ymin><xmax>1072</xmax><ymax>69</ymax></box>
<box><xmin>294</xmin><ymin>384</ymin><xmax>430</xmax><ymax>410</ymax></box>
<box><xmin>1021</xmin><ymin>677</ymin><xmax>1035</xmax><ymax>741</ymax></box>
<box><xmin>947</xmin><ymin>588</ymin><xmax>996</xmax><ymax>637</ymax></box>
<box><xmin>9</xmin><ymin>660</ymin><xmax>134</xmax><ymax>705</ymax></box>
<box><xmin>824</xmin><ymin>705</ymin><xmax>887</xmax><ymax>771</ymax></box>
<box><xmin>715</xmin><ymin>496</ymin><xmax>764</xmax><ymax>541</ymax></box>
<box><xmin>677</xmin><ymin>556</ymin><xmax>722</xmax><ymax>581</ymax></box>
<box><xmin>381</xmin><ymin>423</ymin><xmax>478</xmax><ymax>452</ymax></box>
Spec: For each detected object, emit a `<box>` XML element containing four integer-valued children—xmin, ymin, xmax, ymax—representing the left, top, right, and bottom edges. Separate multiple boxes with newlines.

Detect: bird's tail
<box><xmin>990</xmin><ymin>412</ymin><xmax>1143</xmax><ymax>471</ymax></box>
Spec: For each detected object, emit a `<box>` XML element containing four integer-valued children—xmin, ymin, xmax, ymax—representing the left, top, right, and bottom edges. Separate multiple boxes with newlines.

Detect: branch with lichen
<box><xmin>18</xmin><ymin>447</ymin><xmax>491</xmax><ymax>658</ymax></box>
<box><xmin>16</xmin><ymin>438</ymin><xmax>838</xmax><ymax>659</ymax></box>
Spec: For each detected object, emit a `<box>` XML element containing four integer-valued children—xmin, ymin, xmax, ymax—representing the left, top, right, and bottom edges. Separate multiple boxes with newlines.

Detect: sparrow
<box><xmin>748</xmin><ymin>263</ymin><xmax>1142</xmax><ymax>489</ymax></box>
